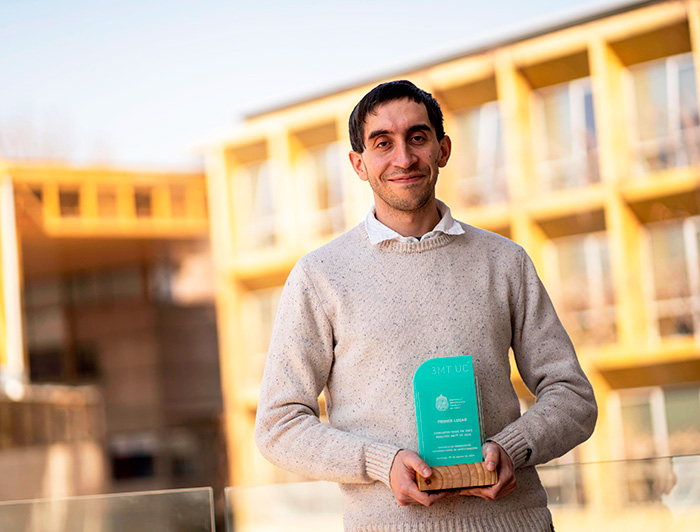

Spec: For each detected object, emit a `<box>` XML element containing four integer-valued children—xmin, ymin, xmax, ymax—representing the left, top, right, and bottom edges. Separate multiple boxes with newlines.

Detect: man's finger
<box><xmin>390</xmin><ymin>450</ymin><xmax>447</xmax><ymax>507</ymax></box>
<box><xmin>403</xmin><ymin>451</ymin><xmax>432</xmax><ymax>478</ymax></box>
<box><xmin>483</xmin><ymin>445</ymin><xmax>499</xmax><ymax>472</ymax></box>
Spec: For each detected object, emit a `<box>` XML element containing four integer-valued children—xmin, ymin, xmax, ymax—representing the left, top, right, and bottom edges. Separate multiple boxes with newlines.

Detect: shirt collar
<box><xmin>365</xmin><ymin>200</ymin><xmax>464</xmax><ymax>245</ymax></box>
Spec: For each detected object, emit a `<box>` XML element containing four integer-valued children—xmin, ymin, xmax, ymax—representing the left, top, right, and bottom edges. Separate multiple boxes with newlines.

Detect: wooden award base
<box><xmin>417</xmin><ymin>462</ymin><xmax>498</xmax><ymax>492</ymax></box>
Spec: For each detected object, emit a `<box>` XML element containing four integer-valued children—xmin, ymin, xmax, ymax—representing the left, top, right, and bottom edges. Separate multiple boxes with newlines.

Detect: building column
<box><xmin>0</xmin><ymin>176</ymin><xmax>25</xmax><ymax>381</ymax></box>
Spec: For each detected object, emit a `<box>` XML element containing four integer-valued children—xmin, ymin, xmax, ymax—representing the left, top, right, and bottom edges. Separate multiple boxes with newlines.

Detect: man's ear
<box><xmin>437</xmin><ymin>135</ymin><xmax>452</xmax><ymax>168</ymax></box>
<box><xmin>349</xmin><ymin>151</ymin><xmax>368</xmax><ymax>181</ymax></box>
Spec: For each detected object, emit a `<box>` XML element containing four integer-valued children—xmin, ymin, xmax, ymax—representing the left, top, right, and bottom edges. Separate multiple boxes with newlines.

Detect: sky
<box><xmin>0</xmin><ymin>0</ymin><xmax>637</xmax><ymax>170</ymax></box>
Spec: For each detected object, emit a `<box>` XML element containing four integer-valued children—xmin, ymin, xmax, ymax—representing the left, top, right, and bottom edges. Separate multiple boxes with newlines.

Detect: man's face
<box><xmin>349</xmin><ymin>98</ymin><xmax>451</xmax><ymax>215</ymax></box>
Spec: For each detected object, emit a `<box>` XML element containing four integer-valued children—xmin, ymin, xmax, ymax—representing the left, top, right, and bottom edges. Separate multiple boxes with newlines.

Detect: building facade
<box><xmin>0</xmin><ymin>162</ymin><xmax>226</xmax><ymax>502</ymax></box>
<box><xmin>205</xmin><ymin>0</ymin><xmax>700</xmax><ymax>524</ymax></box>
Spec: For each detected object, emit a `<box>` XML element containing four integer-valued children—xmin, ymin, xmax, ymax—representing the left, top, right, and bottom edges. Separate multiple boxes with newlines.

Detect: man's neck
<box><xmin>374</xmin><ymin>199</ymin><xmax>442</xmax><ymax>238</ymax></box>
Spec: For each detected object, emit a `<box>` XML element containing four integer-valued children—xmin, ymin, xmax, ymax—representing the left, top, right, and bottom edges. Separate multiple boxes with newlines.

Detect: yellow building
<box><xmin>0</xmin><ymin>162</ymin><xmax>225</xmax><ymax>501</ymax></box>
<box><xmin>206</xmin><ymin>0</ymin><xmax>700</xmax><ymax>526</ymax></box>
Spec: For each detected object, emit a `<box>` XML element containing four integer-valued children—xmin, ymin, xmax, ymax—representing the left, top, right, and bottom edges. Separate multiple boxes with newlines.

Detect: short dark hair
<box><xmin>348</xmin><ymin>80</ymin><xmax>445</xmax><ymax>153</ymax></box>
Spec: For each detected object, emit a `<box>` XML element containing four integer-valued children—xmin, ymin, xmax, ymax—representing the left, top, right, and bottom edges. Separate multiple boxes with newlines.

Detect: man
<box><xmin>255</xmin><ymin>80</ymin><xmax>597</xmax><ymax>531</ymax></box>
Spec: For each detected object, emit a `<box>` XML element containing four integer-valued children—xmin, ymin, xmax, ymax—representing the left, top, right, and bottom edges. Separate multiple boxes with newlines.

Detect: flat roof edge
<box><xmin>244</xmin><ymin>0</ymin><xmax>665</xmax><ymax>120</ymax></box>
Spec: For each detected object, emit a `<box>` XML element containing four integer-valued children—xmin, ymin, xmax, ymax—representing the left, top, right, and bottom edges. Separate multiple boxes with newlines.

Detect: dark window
<box><xmin>59</xmin><ymin>188</ymin><xmax>80</xmax><ymax>217</ymax></box>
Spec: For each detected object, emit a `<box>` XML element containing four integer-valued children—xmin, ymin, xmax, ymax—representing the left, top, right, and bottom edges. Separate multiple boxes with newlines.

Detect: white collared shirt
<box><xmin>364</xmin><ymin>200</ymin><xmax>465</xmax><ymax>245</ymax></box>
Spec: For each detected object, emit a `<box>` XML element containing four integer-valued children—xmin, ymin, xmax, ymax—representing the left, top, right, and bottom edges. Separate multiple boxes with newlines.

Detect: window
<box><xmin>628</xmin><ymin>53</ymin><xmax>700</xmax><ymax>176</ymax></box>
<box><xmin>242</xmin><ymin>287</ymin><xmax>282</xmax><ymax>386</ymax></box>
<box><xmin>644</xmin><ymin>216</ymin><xmax>700</xmax><ymax>339</ymax></box>
<box><xmin>29</xmin><ymin>186</ymin><xmax>43</xmax><ymax>203</ymax></box>
<box><xmin>134</xmin><ymin>187</ymin><xmax>152</xmax><ymax>217</ymax></box>
<box><xmin>544</xmin><ymin>232</ymin><xmax>616</xmax><ymax>346</ymax></box>
<box><xmin>234</xmin><ymin>160</ymin><xmax>278</xmax><ymax>251</ymax></box>
<box><xmin>454</xmin><ymin>102</ymin><xmax>507</xmax><ymax>206</ymax></box>
<box><xmin>109</xmin><ymin>432</ymin><xmax>157</xmax><ymax>481</ymax></box>
<box><xmin>170</xmin><ymin>185</ymin><xmax>187</xmax><ymax>218</ymax></box>
<box><xmin>532</xmin><ymin>78</ymin><xmax>599</xmax><ymax>191</ymax></box>
<box><xmin>303</xmin><ymin>142</ymin><xmax>345</xmax><ymax>237</ymax></box>
<box><xmin>58</xmin><ymin>187</ymin><xmax>80</xmax><ymax>217</ymax></box>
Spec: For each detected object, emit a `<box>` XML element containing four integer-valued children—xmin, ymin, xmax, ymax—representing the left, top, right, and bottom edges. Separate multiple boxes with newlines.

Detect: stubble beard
<box><xmin>369</xmin><ymin>166</ymin><xmax>438</xmax><ymax>213</ymax></box>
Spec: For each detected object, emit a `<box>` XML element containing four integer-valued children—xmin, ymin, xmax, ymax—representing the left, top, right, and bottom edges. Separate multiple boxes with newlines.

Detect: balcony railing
<box><xmin>0</xmin><ymin>487</ymin><xmax>214</xmax><ymax>532</ymax></box>
<box><xmin>11</xmin><ymin>172</ymin><xmax>209</xmax><ymax>239</ymax></box>
<box><xmin>0</xmin><ymin>456</ymin><xmax>698</xmax><ymax>531</ymax></box>
<box><xmin>225</xmin><ymin>455</ymin><xmax>700</xmax><ymax>532</ymax></box>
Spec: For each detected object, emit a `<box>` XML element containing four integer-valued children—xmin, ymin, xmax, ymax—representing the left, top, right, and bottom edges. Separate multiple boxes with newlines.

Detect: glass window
<box><xmin>545</xmin><ymin>232</ymin><xmax>616</xmax><ymax>346</ymax></box>
<box><xmin>234</xmin><ymin>160</ymin><xmax>278</xmax><ymax>251</ymax></box>
<box><xmin>629</xmin><ymin>53</ymin><xmax>700</xmax><ymax>175</ymax></box>
<box><xmin>111</xmin><ymin>267</ymin><xmax>144</xmax><ymax>300</ymax></box>
<box><xmin>170</xmin><ymin>185</ymin><xmax>187</xmax><ymax>218</ymax></box>
<box><xmin>620</xmin><ymin>392</ymin><xmax>657</xmax><ymax>459</ymax></box>
<box><xmin>665</xmin><ymin>387</ymin><xmax>700</xmax><ymax>455</ymax></box>
<box><xmin>305</xmin><ymin>142</ymin><xmax>345</xmax><ymax>237</ymax></box>
<box><xmin>134</xmin><ymin>187</ymin><xmax>152</xmax><ymax>217</ymax></box>
<box><xmin>532</xmin><ymin>78</ymin><xmax>599</xmax><ymax>191</ymax></box>
<box><xmin>58</xmin><ymin>187</ymin><xmax>80</xmax><ymax>217</ymax></box>
<box><xmin>616</xmin><ymin>385</ymin><xmax>700</xmax><ymax>504</ymax></box>
<box><xmin>29</xmin><ymin>185</ymin><xmax>43</xmax><ymax>203</ymax></box>
<box><xmin>645</xmin><ymin>217</ymin><xmax>699</xmax><ymax>338</ymax></box>
<box><xmin>454</xmin><ymin>101</ymin><xmax>507</xmax><ymax>206</ymax></box>
<box><xmin>617</xmin><ymin>385</ymin><xmax>700</xmax><ymax>458</ymax></box>
<box><xmin>109</xmin><ymin>432</ymin><xmax>157</xmax><ymax>481</ymax></box>
<box><xmin>242</xmin><ymin>287</ymin><xmax>282</xmax><ymax>386</ymax></box>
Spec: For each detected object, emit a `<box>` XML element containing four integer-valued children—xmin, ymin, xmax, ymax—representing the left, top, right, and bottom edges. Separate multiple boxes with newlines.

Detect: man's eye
<box><xmin>376</xmin><ymin>141</ymin><xmax>389</xmax><ymax>148</ymax></box>
<box><xmin>411</xmin><ymin>135</ymin><xmax>426</xmax><ymax>142</ymax></box>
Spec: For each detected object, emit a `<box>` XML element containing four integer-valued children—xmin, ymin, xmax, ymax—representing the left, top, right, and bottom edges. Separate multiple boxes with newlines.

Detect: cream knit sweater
<box><xmin>255</xmin><ymin>222</ymin><xmax>597</xmax><ymax>532</ymax></box>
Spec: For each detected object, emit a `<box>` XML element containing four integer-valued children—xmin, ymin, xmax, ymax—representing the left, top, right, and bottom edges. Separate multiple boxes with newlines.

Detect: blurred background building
<box><xmin>205</xmin><ymin>0</ymin><xmax>700</xmax><ymax>525</ymax></box>
<box><xmin>1</xmin><ymin>0</ymin><xmax>700</xmax><ymax>530</ymax></box>
<box><xmin>0</xmin><ymin>163</ymin><xmax>227</xmax><ymax>503</ymax></box>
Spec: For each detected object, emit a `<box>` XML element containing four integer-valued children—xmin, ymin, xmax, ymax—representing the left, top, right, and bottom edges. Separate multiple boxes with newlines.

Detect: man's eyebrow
<box><xmin>366</xmin><ymin>124</ymin><xmax>433</xmax><ymax>142</ymax></box>
<box><xmin>408</xmin><ymin>124</ymin><xmax>432</xmax><ymax>134</ymax></box>
<box><xmin>367</xmin><ymin>129</ymin><xmax>390</xmax><ymax>141</ymax></box>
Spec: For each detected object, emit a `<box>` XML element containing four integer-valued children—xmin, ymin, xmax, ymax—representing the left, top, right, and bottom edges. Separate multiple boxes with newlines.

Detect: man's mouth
<box><xmin>389</xmin><ymin>174</ymin><xmax>424</xmax><ymax>184</ymax></box>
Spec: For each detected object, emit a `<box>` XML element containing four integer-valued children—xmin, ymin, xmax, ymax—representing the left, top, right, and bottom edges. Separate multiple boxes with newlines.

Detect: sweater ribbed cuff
<box><xmin>488</xmin><ymin>427</ymin><xmax>531</xmax><ymax>469</ymax></box>
<box><xmin>365</xmin><ymin>442</ymin><xmax>402</xmax><ymax>487</ymax></box>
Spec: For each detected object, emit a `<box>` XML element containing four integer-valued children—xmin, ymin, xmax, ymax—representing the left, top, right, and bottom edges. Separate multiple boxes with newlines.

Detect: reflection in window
<box><xmin>532</xmin><ymin>78</ymin><xmax>599</xmax><ymax>191</ymax></box>
<box><xmin>645</xmin><ymin>217</ymin><xmax>700</xmax><ymax>338</ymax></box>
<box><xmin>234</xmin><ymin>160</ymin><xmax>277</xmax><ymax>251</ymax></box>
<box><xmin>302</xmin><ymin>142</ymin><xmax>345</xmax><ymax>237</ymax></box>
<box><xmin>544</xmin><ymin>232</ymin><xmax>616</xmax><ymax>346</ymax></box>
<box><xmin>454</xmin><ymin>102</ymin><xmax>507</xmax><ymax>206</ymax></box>
<box><xmin>629</xmin><ymin>53</ymin><xmax>700</xmax><ymax>176</ymax></box>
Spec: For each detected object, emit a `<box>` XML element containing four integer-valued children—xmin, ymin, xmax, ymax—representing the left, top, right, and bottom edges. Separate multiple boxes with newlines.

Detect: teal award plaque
<box><xmin>413</xmin><ymin>355</ymin><xmax>496</xmax><ymax>491</ymax></box>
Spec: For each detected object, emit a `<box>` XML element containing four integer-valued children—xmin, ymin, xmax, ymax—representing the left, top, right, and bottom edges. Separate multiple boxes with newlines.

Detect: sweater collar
<box><xmin>364</xmin><ymin>200</ymin><xmax>465</xmax><ymax>246</ymax></box>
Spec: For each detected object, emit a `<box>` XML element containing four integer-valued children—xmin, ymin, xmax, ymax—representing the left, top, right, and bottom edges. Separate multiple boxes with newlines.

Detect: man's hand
<box><xmin>459</xmin><ymin>441</ymin><xmax>516</xmax><ymax>500</ymax></box>
<box><xmin>389</xmin><ymin>450</ymin><xmax>451</xmax><ymax>507</ymax></box>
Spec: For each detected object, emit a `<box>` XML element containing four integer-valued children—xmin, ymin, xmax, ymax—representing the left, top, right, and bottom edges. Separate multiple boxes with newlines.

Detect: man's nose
<box><xmin>393</xmin><ymin>141</ymin><xmax>418</xmax><ymax>169</ymax></box>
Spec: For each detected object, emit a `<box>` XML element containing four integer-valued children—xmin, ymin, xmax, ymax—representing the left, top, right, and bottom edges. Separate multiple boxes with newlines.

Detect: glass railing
<box><xmin>1</xmin><ymin>457</ymin><xmax>698</xmax><ymax>531</ymax></box>
<box><xmin>225</xmin><ymin>456</ymin><xmax>700</xmax><ymax>532</ymax></box>
<box><xmin>224</xmin><ymin>481</ymin><xmax>345</xmax><ymax>532</ymax></box>
<box><xmin>545</xmin><ymin>455</ymin><xmax>700</xmax><ymax>532</ymax></box>
<box><xmin>0</xmin><ymin>487</ymin><xmax>215</xmax><ymax>532</ymax></box>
